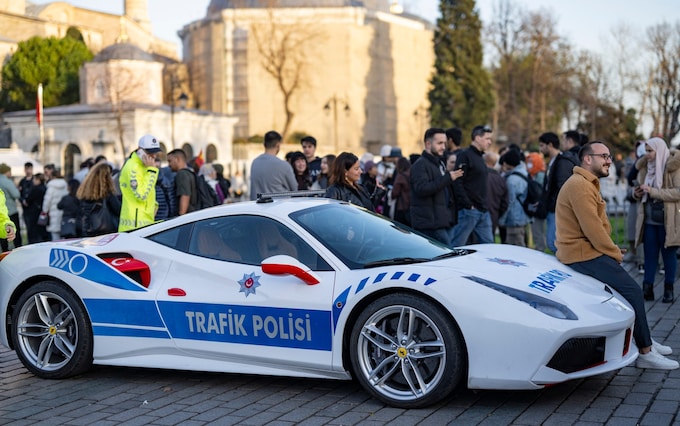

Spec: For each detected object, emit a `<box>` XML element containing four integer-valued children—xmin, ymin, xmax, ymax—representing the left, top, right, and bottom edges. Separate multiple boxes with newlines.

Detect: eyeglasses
<box><xmin>587</xmin><ymin>153</ymin><xmax>613</xmax><ymax>161</ymax></box>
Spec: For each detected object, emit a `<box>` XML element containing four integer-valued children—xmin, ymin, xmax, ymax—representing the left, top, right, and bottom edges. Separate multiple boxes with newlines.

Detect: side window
<box><xmin>147</xmin><ymin>223</ymin><xmax>192</xmax><ymax>252</ymax></box>
<box><xmin>178</xmin><ymin>216</ymin><xmax>332</xmax><ymax>271</ymax></box>
<box><xmin>252</xmin><ymin>216</ymin><xmax>332</xmax><ymax>271</ymax></box>
<box><xmin>188</xmin><ymin>218</ymin><xmax>247</xmax><ymax>263</ymax></box>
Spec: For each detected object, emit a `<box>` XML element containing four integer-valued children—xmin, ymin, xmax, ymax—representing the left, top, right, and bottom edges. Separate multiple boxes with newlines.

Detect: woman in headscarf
<box><xmin>325</xmin><ymin>152</ymin><xmax>385</xmax><ymax>211</ymax></box>
<box><xmin>633</xmin><ymin>137</ymin><xmax>680</xmax><ymax>303</ymax></box>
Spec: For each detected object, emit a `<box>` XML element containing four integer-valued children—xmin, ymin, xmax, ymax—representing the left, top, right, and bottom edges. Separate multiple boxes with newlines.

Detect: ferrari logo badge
<box><xmin>487</xmin><ymin>258</ymin><xmax>526</xmax><ymax>267</ymax></box>
<box><xmin>238</xmin><ymin>272</ymin><xmax>261</xmax><ymax>297</ymax></box>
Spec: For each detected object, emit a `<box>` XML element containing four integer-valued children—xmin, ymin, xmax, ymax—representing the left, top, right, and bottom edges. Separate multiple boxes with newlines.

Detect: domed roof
<box><xmin>92</xmin><ymin>42</ymin><xmax>155</xmax><ymax>63</ymax></box>
<box><xmin>207</xmin><ymin>0</ymin><xmax>389</xmax><ymax>15</ymax></box>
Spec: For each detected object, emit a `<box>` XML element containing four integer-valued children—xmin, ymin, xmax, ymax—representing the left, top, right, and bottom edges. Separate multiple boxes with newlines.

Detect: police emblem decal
<box><xmin>487</xmin><ymin>257</ymin><xmax>526</xmax><ymax>267</ymax></box>
<box><xmin>238</xmin><ymin>272</ymin><xmax>261</xmax><ymax>297</ymax></box>
<box><xmin>130</xmin><ymin>179</ymin><xmax>138</xmax><ymax>190</ymax></box>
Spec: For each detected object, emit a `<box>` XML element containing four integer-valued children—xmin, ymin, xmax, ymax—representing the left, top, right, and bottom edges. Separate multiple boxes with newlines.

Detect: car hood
<box><xmin>432</xmin><ymin>244</ymin><xmax>616</xmax><ymax>304</ymax></box>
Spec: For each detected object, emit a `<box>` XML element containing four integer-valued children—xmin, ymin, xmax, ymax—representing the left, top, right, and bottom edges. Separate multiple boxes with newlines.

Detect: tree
<box><xmin>0</xmin><ymin>36</ymin><xmax>93</xmax><ymax>111</ymax></box>
<box><xmin>487</xmin><ymin>1</ymin><xmax>572</xmax><ymax>145</ymax></box>
<box><xmin>645</xmin><ymin>22</ymin><xmax>680</xmax><ymax>143</ymax></box>
<box><xmin>251</xmin><ymin>4</ymin><xmax>324</xmax><ymax>141</ymax></box>
<box><xmin>429</xmin><ymin>0</ymin><xmax>494</xmax><ymax>135</ymax></box>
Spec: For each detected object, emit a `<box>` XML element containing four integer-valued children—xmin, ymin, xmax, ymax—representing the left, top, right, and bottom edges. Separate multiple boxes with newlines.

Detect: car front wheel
<box><xmin>11</xmin><ymin>281</ymin><xmax>93</xmax><ymax>379</ymax></box>
<box><xmin>350</xmin><ymin>293</ymin><xmax>464</xmax><ymax>408</ymax></box>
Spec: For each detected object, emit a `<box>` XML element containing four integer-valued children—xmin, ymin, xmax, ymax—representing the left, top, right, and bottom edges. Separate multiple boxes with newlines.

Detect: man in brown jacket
<box><xmin>555</xmin><ymin>141</ymin><xmax>677</xmax><ymax>370</ymax></box>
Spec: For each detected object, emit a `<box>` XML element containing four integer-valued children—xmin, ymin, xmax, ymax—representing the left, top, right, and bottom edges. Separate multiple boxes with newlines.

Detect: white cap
<box><xmin>138</xmin><ymin>134</ymin><xmax>161</xmax><ymax>153</ymax></box>
<box><xmin>380</xmin><ymin>144</ymin><xmax>392</xmax><ymax>157</ymax></box>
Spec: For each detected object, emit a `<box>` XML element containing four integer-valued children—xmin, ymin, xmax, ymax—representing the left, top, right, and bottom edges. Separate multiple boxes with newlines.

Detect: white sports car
<box><xmin>0</xmin><ymin>197</ymin><xmax>636</xmax><ymax>408</ymax></box>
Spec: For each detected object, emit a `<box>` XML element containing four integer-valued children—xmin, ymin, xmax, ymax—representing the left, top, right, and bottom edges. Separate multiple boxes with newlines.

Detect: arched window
<box><xmin>95</xmin><ymin>79</ymin><xmax>107</xmax><ymax>99</ymax></box>
<box><xmin>206</xmin><ymin>144</ymin><xmax>218</xmax><ymax>163</ymax></box>
<box><xmin>182</xmin><ymin>143</ymin><xmax>194</xmax><ymax>160</ymax></box>
<box><xmin>158</xmin><ymin>142</ymin><xmax>168</xmax><ymax>162</ymax></box>
<box><xmin>63</xmin><ymin>143</ymin><xmax>82</xmax><ymax>179</ymax></box>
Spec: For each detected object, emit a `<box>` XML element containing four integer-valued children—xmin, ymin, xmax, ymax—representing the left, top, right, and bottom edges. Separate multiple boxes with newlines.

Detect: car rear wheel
<box><xmin>350</xmin><ymin>293</ymin><xmax>464</xmax><ymax>408</ymax></box>
<box><xmin>11</xmin><ymin>281</ymin><xmax>93</xmax><ymax>378</ymax></box>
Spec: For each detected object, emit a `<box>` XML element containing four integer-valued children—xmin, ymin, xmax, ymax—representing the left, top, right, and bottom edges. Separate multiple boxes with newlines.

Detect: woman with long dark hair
<box><xmin>311</xmin><ymin>154</ymin><xmax>336</xmax><ymax>190</ymax></box>
<box><xmin>288</xmin><ymin>151</ymin><xmax>312</xmax><ymax>190</ymax></box>
<box><xmin>391</xmin><ymin>156</ymin><xmax>412</xmax><ymax>226</ymax></box>
<box><xmin>325</xmin><ymin>152</ymin><xmax>384</xmax><ymax>211</ymax></box>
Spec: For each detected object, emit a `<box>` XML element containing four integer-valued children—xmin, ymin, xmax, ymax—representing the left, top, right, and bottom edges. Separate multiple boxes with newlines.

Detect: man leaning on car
<box><xmin>555</xmin><ymin>141</ymin><xmax>677</xmax><ymax>370</ymax></box>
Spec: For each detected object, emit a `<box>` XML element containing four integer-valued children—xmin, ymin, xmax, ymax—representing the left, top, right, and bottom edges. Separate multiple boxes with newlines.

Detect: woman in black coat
<box><xmin>325</xmin><ymin>152</ymin><xmax>385</xmax><ymax>211</ymax></box>
<box><xmin>25</xmin><ymin>173</ymin><xmax>50</xmax><ymax>243</ymax></box>
<box><xmin>57</xmin><ymin>179</ymin><xmax>81</xmax><ymax>238</ymax></box>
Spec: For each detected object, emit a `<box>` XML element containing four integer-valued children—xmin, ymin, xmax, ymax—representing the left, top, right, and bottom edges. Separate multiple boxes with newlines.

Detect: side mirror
<box><xmin>261</xmin><ymin>255</ymin><xmax>320</xmax><ymax>285</ymax></box>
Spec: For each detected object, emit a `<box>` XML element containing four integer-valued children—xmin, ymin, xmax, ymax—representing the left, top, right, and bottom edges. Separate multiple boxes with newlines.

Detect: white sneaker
<box><xmin>636</xmin><ymin>350</ymin><xmax>679</xmax><ymax>370</ymax></box>
<box><xmin>653</xmin><ymin>340</ymin><xmax>673</xmax><ymax>356</ymax></box>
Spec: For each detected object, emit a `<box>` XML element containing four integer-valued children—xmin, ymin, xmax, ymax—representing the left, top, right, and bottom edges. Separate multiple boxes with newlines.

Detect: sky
<box><xmin>30</xmin><ymin>0</ymin><xmax>680</xmax><ymax>59</ymax></box>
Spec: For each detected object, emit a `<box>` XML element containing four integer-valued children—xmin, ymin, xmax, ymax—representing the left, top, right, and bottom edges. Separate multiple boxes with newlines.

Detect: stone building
<box><xmin>0</xmin><ymin>0</ymin><xmax>176</xmax><ymax>62</ymax></box>
<box><xmin>180</xmin><ymin>0</ymin><xmax>434</xmax><ymax>158</ymax></box>
<box><xmin>4</xmin><ymin>42</ymin><xmax>237</xmax><ymax>178</ymax></box>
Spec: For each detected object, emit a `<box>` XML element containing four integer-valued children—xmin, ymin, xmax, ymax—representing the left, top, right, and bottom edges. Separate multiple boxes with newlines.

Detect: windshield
<box><xmin>290</xmin><ymin>203</ymin><xmax>462</xmax><ymax>269</ymax></box>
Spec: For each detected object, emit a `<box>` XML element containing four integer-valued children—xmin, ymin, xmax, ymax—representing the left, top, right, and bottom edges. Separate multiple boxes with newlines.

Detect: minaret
<box><xmin>124</xmin><ymin>0</ymin><xmax>152</xmax><ymax>33</ymax></box>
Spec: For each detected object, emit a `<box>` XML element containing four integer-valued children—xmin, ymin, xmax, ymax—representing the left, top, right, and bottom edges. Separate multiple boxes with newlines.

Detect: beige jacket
<box><xmin>634</xmin><ymin>149</ymin><xmax>680</xmax><ymax>248</ymax></box>
<box><xmin>556</xmin><ymin>167</ymin><xmax>623</xmax><ymax>265</ymax></box>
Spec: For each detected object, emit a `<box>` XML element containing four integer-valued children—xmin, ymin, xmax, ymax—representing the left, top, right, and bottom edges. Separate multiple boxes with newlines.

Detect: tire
<box><xmin>11</xmin><ymin>281</ymin><xmax>93</xmax><ymax>379</ymax></box>
<box><xmin>349</xmin><ymin>293</ymin><xmax>464</xmax><ymax>408</ymax></box>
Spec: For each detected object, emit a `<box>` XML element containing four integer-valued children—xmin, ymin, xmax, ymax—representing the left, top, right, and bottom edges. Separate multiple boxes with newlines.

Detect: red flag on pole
<box><xmin>36</xmin><ymin>83</ymin><xmax>43</xmax><ymax>125</ymax></box>
<box><xmin>195</xmin><ymin>149</ymin><xmax>205</xmax><ymax>168</ymax></box>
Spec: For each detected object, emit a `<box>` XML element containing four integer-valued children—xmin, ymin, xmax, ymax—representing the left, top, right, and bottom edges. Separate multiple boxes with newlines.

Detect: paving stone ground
<box><xmin>0</xmin><ymin>261</ymin><xmax>678</xmax><ymax>425</ymax></box>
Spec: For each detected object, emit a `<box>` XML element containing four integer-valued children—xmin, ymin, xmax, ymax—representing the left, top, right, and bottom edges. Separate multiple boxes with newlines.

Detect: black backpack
<box><xmin>194</xmin><ymin>173</ymin><xmax>219</xmax><ymax>209</ymax></box>
<box><xmin>509</xmin><ymin>172</ymin><xmax>546</xmax><ymax>218</ymax></box>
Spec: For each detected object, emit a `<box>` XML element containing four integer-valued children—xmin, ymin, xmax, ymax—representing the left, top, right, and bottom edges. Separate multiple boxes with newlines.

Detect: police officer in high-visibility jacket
<box><xmin>118</xmin><ymin>134</ymin><xmax>160</xmax><ymax>231</ymax></box>
<box><xmin>0</xmin><ymin>188</ymin><xmax>16</xmax><ymax>247</ymax></box>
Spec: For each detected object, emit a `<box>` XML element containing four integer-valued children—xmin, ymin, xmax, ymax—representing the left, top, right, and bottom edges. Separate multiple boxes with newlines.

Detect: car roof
<box><xmin>131</xmin><ymin>197</ymin><xmax>348</xmax><ymax>235</ymax></box>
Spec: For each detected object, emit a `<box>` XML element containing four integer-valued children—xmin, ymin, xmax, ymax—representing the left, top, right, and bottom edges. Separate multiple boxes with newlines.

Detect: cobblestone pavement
<box><xmin>0</xmin><ymin>263</ymin><xmax>678</xmax><ymax>426</ymax></box>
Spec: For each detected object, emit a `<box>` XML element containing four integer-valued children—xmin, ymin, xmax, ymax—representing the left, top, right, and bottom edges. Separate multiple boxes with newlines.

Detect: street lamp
<box><xmin>171</xmin><ymin>92</ymin><xmax>188</xmax><ymax>149</ymax></box>
<box><xmin>324</xmin><ymin>95</ymin><xmax>350</xmax><ymax>153</ymax></box>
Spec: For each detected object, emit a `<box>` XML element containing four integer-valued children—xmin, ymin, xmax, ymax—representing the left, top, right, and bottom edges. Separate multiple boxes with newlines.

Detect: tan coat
<box><xmin>556</xmin><ymin>167</ymin><xmax>623</xmax><ymax>265</ymax></box>
<box><xmin>634</xmin><ymin>149</ymin><xmax>680</xmax><ymax>248</ymax></box>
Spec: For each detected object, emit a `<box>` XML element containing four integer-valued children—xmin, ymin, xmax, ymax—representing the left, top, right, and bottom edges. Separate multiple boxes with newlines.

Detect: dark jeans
<box><xmin>0</xmin><ymin>213</ymin><xmax>22</xmax><ymax>251</ymax></box>
<box><xmin>568</xmin><ymin>255</ymin><xmax>652</xmax><ymax>349</ymax></box>
<box><xmin>642</xmin><ymin>224</ymin><xmax>678</xmax><ymax>287</ymax></box>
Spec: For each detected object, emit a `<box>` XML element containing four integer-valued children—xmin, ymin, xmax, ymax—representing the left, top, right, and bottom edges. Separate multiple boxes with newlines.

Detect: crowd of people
<box><xmin>0</xmin><ymin>134</ymin><xmax>236</xmax><ymax>247</ymax></box>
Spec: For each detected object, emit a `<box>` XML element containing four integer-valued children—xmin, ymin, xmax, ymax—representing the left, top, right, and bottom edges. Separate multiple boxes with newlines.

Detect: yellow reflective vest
<box><xmin>0</xmin><ymin>189</ymin><xmax>16</xmax><ymax>238</ymax></box>
<box><xmin>118</xmin><ymin>153</ymin><xmax>158</xmax><ymax>231</ymax></box>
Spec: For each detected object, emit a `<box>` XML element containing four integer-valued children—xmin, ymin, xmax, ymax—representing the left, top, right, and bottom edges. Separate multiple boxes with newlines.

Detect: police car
<box><xmin>0</xmin><ymin>196</ymin><xmax>637</xmax><ymax>408</ymax></box>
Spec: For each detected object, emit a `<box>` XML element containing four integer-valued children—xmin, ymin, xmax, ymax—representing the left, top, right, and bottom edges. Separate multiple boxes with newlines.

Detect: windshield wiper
<box><xmin>432</xmin><ymin>250</ymin><xmax>469</xmax><ymax>260</ymax></box>
<box><xmin>363</xmin><ymin>257</ymin><xmax>430</xmax><ymax>268</ymax></box>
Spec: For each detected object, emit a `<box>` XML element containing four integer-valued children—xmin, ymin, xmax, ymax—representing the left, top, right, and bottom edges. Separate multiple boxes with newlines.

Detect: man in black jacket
<box><xmin>450</xmin><ymin>125</ymin><xmax>495</xmax><ymax>247</ymax></box>
<box><xmin>540</xmin><ymin>131</ymin><xmax>581</xmax><ymax>253</ymax></box>
<box><xmin>410</xmin><ymin>128</ymin><xmax>464</xmax><ymax>244</ymax></box>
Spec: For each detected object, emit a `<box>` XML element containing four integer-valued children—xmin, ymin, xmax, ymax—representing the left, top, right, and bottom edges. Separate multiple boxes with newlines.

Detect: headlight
<box><xmin>464</xmin><ymin>275</ymin><xmax>578</xmax><ymax>320</ymax></box>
